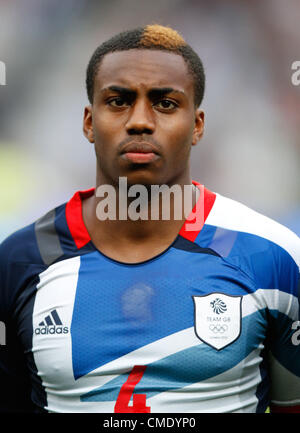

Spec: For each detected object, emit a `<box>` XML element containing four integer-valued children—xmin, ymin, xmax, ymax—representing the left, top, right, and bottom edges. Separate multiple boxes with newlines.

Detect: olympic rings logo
<box><xmin>209</xmin><ymin>324</ymin><xmax>228</xmax><ymax>333</ymax></box>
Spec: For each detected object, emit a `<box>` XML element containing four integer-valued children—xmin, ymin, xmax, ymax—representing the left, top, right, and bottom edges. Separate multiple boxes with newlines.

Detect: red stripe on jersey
<box><xmin>65</xmin><ymin>188</ymin><xmax>94</xmax><ymax>249</ymax></box>
<box><xmin>179</xmin><ymin>181</ymin><xmax>216</xmax><ymax>242</ymax></box>
<box><xmin>270</xmin><ymin>404</ymin><xmax>300</xmax><ymax>413</ymax></box>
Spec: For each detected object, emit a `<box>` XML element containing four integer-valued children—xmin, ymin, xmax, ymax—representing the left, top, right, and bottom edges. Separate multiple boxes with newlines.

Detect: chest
<box><xmin>18</xmin><ymin>252</ymin><xmax>268</xmax><ymax>411</ymax></box>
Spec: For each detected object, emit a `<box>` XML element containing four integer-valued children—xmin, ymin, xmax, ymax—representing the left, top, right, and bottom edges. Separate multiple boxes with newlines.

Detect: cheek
<box><xmin>92</xmin><ymin>118</ymin><xmax>117</xmax><ymax>166</ymax></box>
<box><xmin>158</xmin><ymin>113</ymin><xmax>194</xmax><ymax>139</ymax></box>
<box><xmin>159</xmin><ymin>117</ymin><xmax>194</xmax><ymax>155</ymax></box>
<box><xmin>93</xmin><ymin>111</ymin><xmax>124</xmax><ymax>142</ymax></box>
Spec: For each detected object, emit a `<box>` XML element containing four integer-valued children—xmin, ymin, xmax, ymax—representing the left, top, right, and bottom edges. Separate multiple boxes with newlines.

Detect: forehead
<box><xmin>94</xmin><ymin>49</ymin><xmax>193</xmax><ymax>93</ymax></box>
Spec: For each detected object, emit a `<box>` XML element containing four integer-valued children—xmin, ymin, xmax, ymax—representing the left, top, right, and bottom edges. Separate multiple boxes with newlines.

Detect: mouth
<box><xmin>120</xmin><ymin>141</ymin><xmax>160</xmax><ymax>164</ymax></box>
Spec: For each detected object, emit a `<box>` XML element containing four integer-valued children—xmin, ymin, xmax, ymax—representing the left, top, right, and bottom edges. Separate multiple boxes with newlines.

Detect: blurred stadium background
<box><xmin>0</xmin><ymin>0</ymin><xmax>299</xmax><ymax>242</ymax></box>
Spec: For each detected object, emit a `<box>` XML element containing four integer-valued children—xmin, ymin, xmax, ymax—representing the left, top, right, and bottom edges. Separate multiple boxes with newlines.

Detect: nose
<box><xmin>125</xmin><ymin>99</ymin><xmax>155</xmax><ymax>135</ymax></box>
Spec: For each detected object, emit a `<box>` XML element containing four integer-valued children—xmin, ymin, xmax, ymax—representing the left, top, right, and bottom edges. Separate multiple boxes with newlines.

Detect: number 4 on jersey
<box><xmin>114</xmin><ymin>365</ymin><xmax>151</xmax><ymax>413</ymax></box>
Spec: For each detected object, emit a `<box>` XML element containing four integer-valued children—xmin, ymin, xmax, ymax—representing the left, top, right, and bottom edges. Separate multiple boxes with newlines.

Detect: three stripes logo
<box><xmin>34</xmin><ymin>309</ymin><xmax>69</xmax><ymax>335</ymax></box>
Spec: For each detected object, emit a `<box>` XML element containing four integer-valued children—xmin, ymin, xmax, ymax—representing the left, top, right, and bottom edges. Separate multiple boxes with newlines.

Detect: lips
<box><xmin>121</xmin><ymin>141</ymin><xmax>159</xmax><ymax>154</ymax></box>
<box><xmin>120</xmin><ymin>141</ymin><xmax>160</xmax><ymax>163</ymax></box>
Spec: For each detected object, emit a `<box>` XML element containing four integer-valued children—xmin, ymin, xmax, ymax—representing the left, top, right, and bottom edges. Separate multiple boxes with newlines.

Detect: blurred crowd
<box><xmin>0</xmin><ymin>0</ymin><xmax>299</xmax><ymax>241</ymax></box>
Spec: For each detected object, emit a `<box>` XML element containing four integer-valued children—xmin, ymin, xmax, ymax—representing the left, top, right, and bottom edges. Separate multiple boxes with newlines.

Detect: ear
<box><xmin>192</xmin><ymin>109</ymin><xmax>204</xmax><ymax>146</ymax></box>
<box><xmin>83</xmin><ymin>105</ymin><xmax>95</xmax><ymax>143</ymax></box>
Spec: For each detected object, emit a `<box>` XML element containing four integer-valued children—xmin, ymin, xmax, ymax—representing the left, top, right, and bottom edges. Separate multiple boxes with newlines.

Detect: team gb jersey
<box><xmin>0</xmin><ymin>182</ymin><xmax>299</xmax><ymax>413</ymax></box>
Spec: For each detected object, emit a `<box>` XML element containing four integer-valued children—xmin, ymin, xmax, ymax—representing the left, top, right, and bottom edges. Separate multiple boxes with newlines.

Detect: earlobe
<box><xmin>88</xmin><ymin>130</ymin><xmax>95</xmax><ymax>143</ymax></box>
<box><xmin>83</xmin><ymin>105</ymin><xmax>95</xmax><ymax>143</ymax></box>
<box><xmin>192</xmin><ymin>109</ymin><xmax>204</xmax><ymax>146</ymax></box>
<box><xmin>192</xmin><ymin>134</ymin><xmax>200</xmax><ymax>146</ymax></box>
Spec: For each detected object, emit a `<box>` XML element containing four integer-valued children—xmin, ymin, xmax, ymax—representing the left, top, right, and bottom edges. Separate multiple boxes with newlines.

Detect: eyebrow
<box><xmin>100</xmin><ymin>85</ymin><xmax>185</xmax><ymax>99</ymax></box>
<box><xmin>148</xmin><ymin>87</ymin><xmax>185</xmax><ymax>98</ymax></box>
<box><xmin>101</xmin><ymin>86</ymin><xmax>135</xmax><ymax>98</ymax></box>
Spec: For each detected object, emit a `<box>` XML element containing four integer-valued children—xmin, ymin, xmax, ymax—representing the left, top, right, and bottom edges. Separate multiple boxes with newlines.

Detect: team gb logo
<box><xmin>210</xmin><ymin>298</ymin><xmax>227</xmax><ymax>314</ymax></box>
<box><xmin>193</xmin><ymin>293</ymin><xmax>242</xmax><ymax>350</ymax></box>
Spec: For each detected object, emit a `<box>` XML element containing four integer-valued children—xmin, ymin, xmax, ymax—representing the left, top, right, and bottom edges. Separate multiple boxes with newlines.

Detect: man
<box><xmin>0</xmin><ymin>24</ymin><xmax>299</xmax><ymax>413</ymax></box>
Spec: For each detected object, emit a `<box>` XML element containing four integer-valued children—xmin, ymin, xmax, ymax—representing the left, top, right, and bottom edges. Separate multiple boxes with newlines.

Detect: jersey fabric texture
<box><xmin>0</xmin><ymin>181</ymin><xmax>299</xmax><ymax>413</ymax></box>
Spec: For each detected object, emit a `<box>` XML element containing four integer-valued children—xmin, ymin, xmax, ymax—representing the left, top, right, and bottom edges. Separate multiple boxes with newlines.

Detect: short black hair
<box><xmin>86</xmin><ymin>25</ymin><xmax>205</xmax><ymax>107</ymax></box>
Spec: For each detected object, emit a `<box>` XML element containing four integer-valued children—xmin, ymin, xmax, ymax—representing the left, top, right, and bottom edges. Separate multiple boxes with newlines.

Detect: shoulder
<box><xmin>0</xmin><ymin>222</ymin><xmax>41</xmax><ymax>266</ymax></box>
<box><xmin>0</xmin><ymin>223</ymin><xmax>42</xmax><ymax>318</ymax></box>
<box><xmin>1</xmin><ymin>200</ymin><xmax>64</xmax><ymax>264</ymax></box>
<box><xmin>0</xmin><ymin>202</ymin><xmax>69</xmax><ymax>317</ymax></box>
<box><xmin>206</xmin><ymin>192</ymin><xmax>299</xmax><ymax>269</ymax></box>
<box><xmin>200</xmin><ymin>191</ymin><xmax>299</xmax><ymax>298</ymax></box>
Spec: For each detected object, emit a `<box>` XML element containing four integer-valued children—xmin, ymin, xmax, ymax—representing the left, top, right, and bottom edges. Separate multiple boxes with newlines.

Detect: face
<box><xmin>83</xmin><ymin>49</ymin><xmax>204</xmax><ymax>187</ymax></box>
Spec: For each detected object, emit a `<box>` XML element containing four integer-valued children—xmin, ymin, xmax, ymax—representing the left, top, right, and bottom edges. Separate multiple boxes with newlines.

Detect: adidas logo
<box><xmin>34</xmin><ymin>309</ymin><xmax>69</xmax><ymax>335</ymax></box>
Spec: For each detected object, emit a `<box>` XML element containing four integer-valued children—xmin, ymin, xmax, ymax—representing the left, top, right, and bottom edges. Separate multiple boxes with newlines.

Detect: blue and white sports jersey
<box><xmin>0</xmin><ymin>182</ymin><xmax>299</xmax><ymax>413</ymax></box>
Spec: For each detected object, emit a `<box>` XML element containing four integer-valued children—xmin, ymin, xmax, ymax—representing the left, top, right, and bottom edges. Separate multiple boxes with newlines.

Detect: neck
<box><xmin>81</xmin><ymin>172</ymin><xmax>200</xmax><ymax>260</ymax></box>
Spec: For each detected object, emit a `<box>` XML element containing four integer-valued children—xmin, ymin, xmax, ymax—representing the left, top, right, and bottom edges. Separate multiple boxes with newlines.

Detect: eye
<box><xmin>107</xmin><ymin>97</ymin><xmax>129</xmax><ymax>107</ymax></box>
<box><xmin>155</xmin><ymin>99</ymin><xmax>178</xmax><ymax>111</ymax></box>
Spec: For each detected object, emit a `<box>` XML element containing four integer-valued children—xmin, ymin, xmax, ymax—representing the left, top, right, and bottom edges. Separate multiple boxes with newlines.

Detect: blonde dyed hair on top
<box><xmin>141</xmin><ymin>25</ymin><xmax>186</xmax><ymax>50</ymax></box>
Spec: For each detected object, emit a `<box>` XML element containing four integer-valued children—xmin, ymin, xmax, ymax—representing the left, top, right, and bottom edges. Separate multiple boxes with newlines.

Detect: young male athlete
<box><xmin>0</xmin><ymin>25</ymin><xmax>299</xmax><ymax>413</ymax></box>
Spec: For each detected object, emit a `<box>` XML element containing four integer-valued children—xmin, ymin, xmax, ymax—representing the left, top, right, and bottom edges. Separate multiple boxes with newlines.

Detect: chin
<box><xmin>127</xmin><ymin>172</ymin><xmax>167</xmax><ymax>187</ymax></box>
<box><xmin>117</xmin><ymin>167</ymin><xmax>164</xmax><ymax>187</ymax></box>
